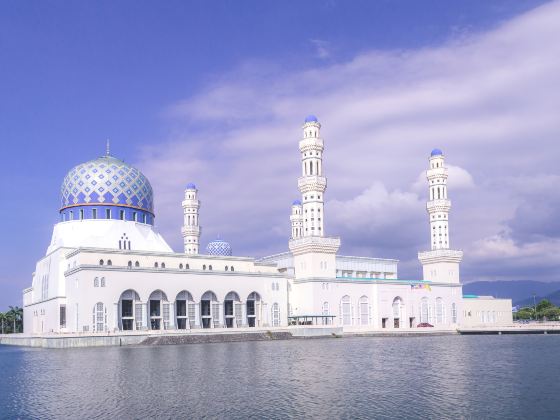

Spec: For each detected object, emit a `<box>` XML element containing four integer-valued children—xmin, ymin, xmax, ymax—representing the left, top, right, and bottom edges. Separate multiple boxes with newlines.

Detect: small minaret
<box><xmin>290</xmin><ymin>199</ymin><xmax>303</xmax><ymax>239</ymax></box>
<box><xmin>181</xmin><ymin>183</ymin><xmax>201</xmax><ymax>254</ymax></box>
<box><xmin>418</xmin><ymin>149</ymin><xmax>463</xmax><ymax>284</ymax></box>
<box><xmin>298</xmin><ymin>115</ymin><xmax>326</xmax><ymax>237</ymax></box>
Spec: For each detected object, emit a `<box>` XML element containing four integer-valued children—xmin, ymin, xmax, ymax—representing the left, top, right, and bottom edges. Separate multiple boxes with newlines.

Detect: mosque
<box><xmin>22</xmin><ymin>116</ymin><xmax>512</xmax><ymax>334</ymax></box>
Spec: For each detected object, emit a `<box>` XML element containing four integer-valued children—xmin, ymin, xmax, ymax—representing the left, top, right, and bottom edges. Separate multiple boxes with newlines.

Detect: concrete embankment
<box><xmin>0</xmin><ymin>326</ymin><xmax>342</xmax><ymax>349</ymax></box>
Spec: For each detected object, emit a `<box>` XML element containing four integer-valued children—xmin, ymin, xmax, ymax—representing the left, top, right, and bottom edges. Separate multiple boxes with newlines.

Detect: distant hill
<box><xmin>462</xmin><ymin>281</ymin><xmax>560</xmax><ymax>305</ymax></box>
<box><xmin>516</xmin><ymin>289</ymin><xmax>560</xmax><ymax>308</ymax></box>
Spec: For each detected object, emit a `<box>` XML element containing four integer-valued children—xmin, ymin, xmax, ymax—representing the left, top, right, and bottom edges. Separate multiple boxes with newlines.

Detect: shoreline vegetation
<box><xmin>0</xmin><ymin>306</ymin><xmax>23</xmax><ymax>334</ymax></box>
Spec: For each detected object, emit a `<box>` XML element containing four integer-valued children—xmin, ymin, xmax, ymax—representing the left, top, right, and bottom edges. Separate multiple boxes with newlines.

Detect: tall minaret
<box><xmin>181</xmin><ymin>183</ymin><xmax>201</xmax><ymax>254</ymax></box>
<box><xmin>290</xmin><ymin>199</ymin><xmax>303</xmax><ymax>239</ymax></box>
<box><xmin>426</xmin><ymin>149</ymin><xmax>451</xmax><ymax>250</ymax></box>
<box><xmin>289</xmin><ymin>115</ymin><xmax>340</xmax><ymax>286</ymax></box>
<box><xmin>298</xmin><ymin>115</ymin><xmax>326</xmax><ymax>237</ymax></box>
<box><xmin>418</xmin><ymin>149</ymin><xmax>463</xmax><ymax>284</ymax></box>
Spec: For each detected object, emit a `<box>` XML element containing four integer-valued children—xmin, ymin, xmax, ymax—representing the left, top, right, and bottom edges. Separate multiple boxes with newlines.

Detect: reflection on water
<box><xmin>1</xmin><ymin>335</ymin><xmax>559</xmax><ymax>419</ymax></box>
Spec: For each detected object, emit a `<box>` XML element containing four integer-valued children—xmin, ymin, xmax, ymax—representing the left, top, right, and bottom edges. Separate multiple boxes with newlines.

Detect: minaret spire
<box><xmin>106</xmin><ymin>139</ymin><xmax>110</xmax><ymax>156</ymax></box>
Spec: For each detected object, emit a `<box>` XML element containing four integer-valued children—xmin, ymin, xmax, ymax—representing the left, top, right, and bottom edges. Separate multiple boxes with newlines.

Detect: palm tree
<box><xmin>0</xmin><ymin>312</ymin><xmax>6</xmax><ymax>334</ymax></box>
<box><xmin>8</xmin><ymin>306</ymin><xmax>23</xmax><ymax>333</ymax></box>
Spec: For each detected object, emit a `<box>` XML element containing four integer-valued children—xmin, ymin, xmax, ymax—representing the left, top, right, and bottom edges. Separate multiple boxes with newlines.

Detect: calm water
<box><xmin>0</xmin><ymin>335</ymin><xmax>559</xmax><ymax>419</ymax></box>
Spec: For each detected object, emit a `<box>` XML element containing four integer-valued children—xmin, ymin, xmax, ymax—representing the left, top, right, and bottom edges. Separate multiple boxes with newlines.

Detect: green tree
<box><xmin>516</xmin><ymin>308</ymin><xmax>534</xmax><ymax>320</ymax></box>
<box><xmin>0</xmin><ymin>312</ymin><xmax>6</xmax><ymax>334</ymax></box>
<box><xmin>540</xmin><ymin>306</ymin><xmax>560</xmax><ymax>321</ymax></box>
<box><xmin>536</xmin><ymin>299</ymin><xmax>554</xmax><ymax>313</ymax></box>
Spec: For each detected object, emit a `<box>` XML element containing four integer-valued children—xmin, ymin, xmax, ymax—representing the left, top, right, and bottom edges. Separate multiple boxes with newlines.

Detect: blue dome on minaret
<box><xmin>59</xmin><ymin>154</ymin><xmax>155</xmax><ymax>224</ymax></box>
<box><xmin>431</xmin><ymin>148</ymin><xmax>443</xmax><ymax>156</ymax></box>
<box><xmin>186</xmin><ymin>182</ymin><xmax>196</xmax><ymax>189</ymax></box>
<box><xmin>304</xmin><ymin>115</ymin><xmax>319</xmax><ymax>123</ymax></box>
<box><xmin>292</xmin><ymin>199</ymin><xmax>302</xmax><ymax>206</ymax></box>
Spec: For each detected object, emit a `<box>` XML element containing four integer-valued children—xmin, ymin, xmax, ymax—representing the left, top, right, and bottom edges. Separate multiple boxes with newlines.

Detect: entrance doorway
<box><xmin>200</xmin><ymin>291</ymin><xmax>218</xmax><ymax>328</ymax></box>
<box><xmin>246</xmin><ymin>292</ymin><xmax>261</xmax><ymax>327</ymax></box>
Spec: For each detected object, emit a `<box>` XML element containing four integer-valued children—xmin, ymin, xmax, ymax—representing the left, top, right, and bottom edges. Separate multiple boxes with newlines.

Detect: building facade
<box><xmin>22</xmin><ymin>116</ymin><xmax>511</xmax><ymax>334</ymax></box>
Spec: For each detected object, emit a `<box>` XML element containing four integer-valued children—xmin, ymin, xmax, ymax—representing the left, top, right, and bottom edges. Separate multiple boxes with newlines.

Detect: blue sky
<box><xmin>1</xmin><ymin>0</ymin><xmax>558</xmax><ymax>310</ymax></box>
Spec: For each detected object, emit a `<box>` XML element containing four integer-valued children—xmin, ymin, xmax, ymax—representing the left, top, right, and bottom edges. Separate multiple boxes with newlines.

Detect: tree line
<box><xmin>514</xmin><ymin>299</ymin><xmax>560</xmax><ymax>321</ymax></box>
<box><xmin>0</xmin><ymin>306</ymin><xmax>23</xmax><ymax>334</ymax></box>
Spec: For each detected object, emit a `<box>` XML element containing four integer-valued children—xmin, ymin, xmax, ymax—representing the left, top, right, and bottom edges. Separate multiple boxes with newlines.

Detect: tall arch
<box><xmin>246</xmin><ymin>292</ymin><xmax>261</xmax><ymax>327</ymax></box>
<box><xmin>175</xmin><ymin>290</ymin><xmax>194</xmax><ymax>329</ymax></box>
<box><xmin>420</xmin><ymin>297</ymin><xmax>429</xmax><ymax>324</ymax></box>
<box><xmin>271</xmin><ymin>303</ymin><xmax>280</xmax><ymax>327</ymax></box>
<box><xmin>148</xmin><ymin>290</ymin><xmax>169</xmax><ymax>330</ymax></box>
<box><xmin>436</xmin><ymin>297</ymin><xmax>444</xmax><ymax>324</ymax></box>
<box><xmin>118</xmin><ymin>289</ymin><xmax>141</xmax><ymax>331</ymax></box>
<box><xmin>359</xmin><ymin>296</ymin><xmax>369</xmax><ymax>326</ymax></box>
<box><xmin>392</xmin><ymin>297</ymin><xmax>403</xmax><ymax>328</ymax></box>
<box><xmin>200</xmin><ymin>291</ymin><xmax>218</xmax><ymax>328</ymax></box>
<box><xmin>224</xmin><ymin>291</ymin><xmax>241</xmax><ymax>328</ymax></box>
<box><xmin>93</xmin><ymin>302</ymin><xmax>106</xmax><ymax>332</ymax></box>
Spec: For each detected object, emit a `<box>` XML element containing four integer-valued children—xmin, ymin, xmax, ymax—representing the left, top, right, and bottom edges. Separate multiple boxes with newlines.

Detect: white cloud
<box><xmin>137</xmin><ymin>1</ymin><xmax>560</xmax><ymax>281</ymax></box>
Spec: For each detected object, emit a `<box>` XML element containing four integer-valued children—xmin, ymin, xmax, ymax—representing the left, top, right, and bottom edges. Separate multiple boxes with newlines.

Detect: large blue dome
<box><xmin>431</xmin><ymin>148</ymin><xmax>443</xmax><ymax>157</ymax></box>
<box><xmin>206</xmin><ymin>239</ymin><xmax>233</xmax><ymax>256</ymax></box>
<box><xmin>59</xmin><ymin>155</ymin><xmax>155</xmax><ymax>224</ymax></box>
<box><xmin>304</xmin><ymin>115</ymin><xmax>318</xmax><ymax>123</ymax></box>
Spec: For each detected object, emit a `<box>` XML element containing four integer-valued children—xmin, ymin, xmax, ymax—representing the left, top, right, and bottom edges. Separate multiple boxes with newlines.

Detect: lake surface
<box><xmin>1</xmin><ymin>335</ymin><xmax>559</xmax><ymax>419</ymax></box>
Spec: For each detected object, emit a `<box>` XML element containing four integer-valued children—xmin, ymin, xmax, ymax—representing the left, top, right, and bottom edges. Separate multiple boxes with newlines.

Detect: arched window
<box><xmin>134</xmin><ymin>261</ymin><xmax>140</xmax><ymax>267</ymax></box>
<box><xmin>99</xmin><ymin>259</ymin><xmax>104</xmax><ymax>266</ymax></box>
<box><xmin>230</xmin><ymin>266</ymin><xmax>234</xmax><ymax>272</ymax></box>
<box><xmin>322</xmin><ymin>301</ymin><xmax>330</xmax><ymax>315</ymax></box>
<box><xmin>271</xmin><ymin>303</ymin><xmax>280</xmax><ymax>327</ymax></box>
<box><xmin>154</xmin><ymin>262</ymin><xmax>159</xmax><ymax>268</ymax></box>
<box><xmin>451</xmin><ymin>303</ymin><xmax>457</xmax><ymax>324</ymax></box>
<box><xmin>107</xmin><ymin>260</ymin><xmax>112</xmax><ymax>266</ymax></box>
<box><xmin>185</xmin><ymin>264</ymin><xmax>190</xmax><ymax>269</ymax></box>
<box><xmin>93</xmin><ymin>302</ymin><xmax>106</xmax><ymax>332</ymax></box>
<box><xmin>128</xmin><ymin>261</ymin><xmax>132</xmax><ymax>268</ymax></box>
<box><xmin>94</xmin><ymin>277</ymin><xmax>99</xmax><ymax>287</ymax></box>
<box><xmin>209</xmin><ymin>265</ymin><xmax>212</xmax><ymax>271</ymax></box>
<box><xmin>203</xmin><ymin>265</ymin><xmax>206</xmax><ymax>270</ymax></box>
<box><xmin>225</xmin><ymin>266</ymin><xmax>229</xmax><ymax>271</ymax></box>
<box><xmin>420</xmin><ymin>297</ymin><xmax>429</xmax><ymax>324</ymax></box>
<box><xmin>100</xmin><ymin>277</ymin><xmax>106</xmax><ymax>287</ymax></box>
<box><xmin>179</xmin><ymin>263</ymin><xmax>183</xmax><ymax>269</ymax></box>
<box><xmin>359</xmin><ymin>296</ymin><xmax>369</xmax><ymax>325</ymax></box>
<box><xmin>436</xmin><ymin>298</ymin><xmax>444</xmax><ymax>324</ymax></box>
<box><xmin>161</xmin><ymin>262</ymin><xmax>166</xmax><ymax>269</ymax></box>
<box><xmin>341</xmin><ymin>296</ymin><xmax>351</xmax><ymax>326</ymax></box>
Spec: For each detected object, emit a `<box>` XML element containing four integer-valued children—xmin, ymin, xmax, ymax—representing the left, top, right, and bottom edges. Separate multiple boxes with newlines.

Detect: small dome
<box><xmin>431</xmin><ymin>148</ymin><xmax>443</xmax><ymax>157</ymax></box>
<box><xmin>206</xmin><ymin>239</ymin><xmax>232</xmax><ymax>256</ymax></box>
<box><xmin>304</xmin><ymin>115</ymin><xmax>318</xmax><ymax>123</ymax></box>
<box><xmin>186</xmin><ymin>182</ymin><xmax>196</xmax><ymax>190</ymax></box>
<box><xmin>292</xmin><ymin>199</ymin><xmax>302</xmax><ymax>206</ymax></box>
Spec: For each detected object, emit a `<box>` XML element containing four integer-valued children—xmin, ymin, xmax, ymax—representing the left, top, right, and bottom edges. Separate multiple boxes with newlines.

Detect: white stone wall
<box><xmin>461</xmin><ymin>297</ymin><xmax>513</xmax><ymax>327</ymax></box>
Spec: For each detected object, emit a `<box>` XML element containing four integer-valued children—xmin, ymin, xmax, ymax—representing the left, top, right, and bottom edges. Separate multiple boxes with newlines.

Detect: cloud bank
<box><xmin>138</xmin><ymin>1</ymin><xmax>560</xmax><ymax>282</ymax></box>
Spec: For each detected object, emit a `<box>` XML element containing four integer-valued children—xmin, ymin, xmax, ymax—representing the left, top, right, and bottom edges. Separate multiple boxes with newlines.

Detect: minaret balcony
<box><xmin>181</xmin><ymin>225</ymin><xmax>201</xmax><ymax>236</ymax></box>
<box><xmin>298</xmin><ymin>176</ymin><xmax>327</xmax><ymax>193</ymax></box>
<box><xmin>289</xmin><ymin>236</ymin><xmax>341</xmax><ymax>256</ymax></box>
<box><xmin>427</xmin><ymin>168</ymin><xmax>448</xmax><ymax>180</ymax></box>
<box><xmin>427</xmin><ymin>199</ymin><xmax>451</xmax><ymax>213</ymax></box>
<box><xmin>299</xmin><ymin>138</ymin><xmax>324</xmax><ymax>152</ymax></box>
<box><xmin>418</xmin><ymin>249</ymin><xmax>463</xmax><ymax>264</ymax></box>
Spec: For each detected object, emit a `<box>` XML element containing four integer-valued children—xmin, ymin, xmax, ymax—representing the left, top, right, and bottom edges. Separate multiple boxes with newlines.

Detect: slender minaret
<box><xmin>181</xmin><ymin>183</ymin><xmax>201</xmax><ymax>254</ymax></box>
<box><xmin>426</xmin><ymin>149</ymin><xmax>451</xmax><ymax>250</ymax></box>
<box><xmin>418</xmin><ymin>149</ymin><xmax>463</xmax><ymax>284</ymax></box>
<box><xmin>290</xmin><ymin>199</ymin><xmax>303</xmax><ymax>239</ymax></box>
<box><xmin>298</xmin><ymin>115</ymin><xmax>326</xmax><ymax>237</ymax></box>
<box><xmin>289</xmin><ymin>115</ymin><xmax>340</xmax><ymax>285</ymax></box>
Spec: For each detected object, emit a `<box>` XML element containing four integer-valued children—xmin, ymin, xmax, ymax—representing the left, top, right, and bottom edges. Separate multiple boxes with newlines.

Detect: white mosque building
<box><xmin>22</xmin><ymin>116</ymin><xmax>511</xmax><ymax>335</ymax></box>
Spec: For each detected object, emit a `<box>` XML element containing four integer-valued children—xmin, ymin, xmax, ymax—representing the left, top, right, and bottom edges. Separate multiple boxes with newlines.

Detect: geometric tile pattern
<box><xmin>206</xmin><ymin>239</ymin><xmax>233</xmax><ymax>256</ymax></box>
<box><xmin>60</xmin><ymin>155</ymin><xmax>154</xmax><ymax>214</ymax></box>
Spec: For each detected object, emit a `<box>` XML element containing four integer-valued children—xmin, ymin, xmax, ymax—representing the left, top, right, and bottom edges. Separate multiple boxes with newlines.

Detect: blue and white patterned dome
<box><xmin>292</xmin><ymin>199</ymin><xmax>302</xmax><ymax>206</ymax></box>
<box><xmin>59</xmin><ymin>155</ymin><xmax>155</xmax><ymax>224</ymax></box>
<box><xmin>304</xmin><ymin>115</ymin><xmax>318</xmax><ymax>123</ymax></box>
<box><xmin>206</xmin><ymin>239</ymin><xmax>232</xmax><ymax>256</ymax></box>
<box><xmin>431</xmin><ymin>148</ymin><xmax>443</xmax><ymax>157</ymax></box>
<box><xmin>186</xmin><ymin>182</ymin><xmax>197</xmax><ymax>190</ymax></box>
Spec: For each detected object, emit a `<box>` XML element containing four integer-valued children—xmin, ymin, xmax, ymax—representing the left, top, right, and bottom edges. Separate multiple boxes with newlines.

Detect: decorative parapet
<box><xmin>426</xmin><ymin>199</ymin><xmax>451</xmax><ymax>213</ymax></box>
<box><xmin>297</xmin><ymin>175</ymin><xmax>327</xmax><ymax>193</ymax></box>
<box><xmin>181</xmin><ymin>225</ymin><xmax>201</xmax><ymax>236</ymax></box>
<box><xmin>299</xmin><ymin>138</ymin><xmax>324</xmax><ymax>152</ymax></box>
<box><xmin>289</xmin><ymin>236</ymin><xmax>340</xmax><ymax>256</ymax></box>
<box><xmin>418</xmin><ymin>249</ymin><xmax>463</xmax><ymax>264</ymax></box>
